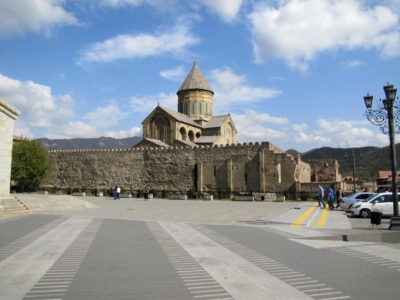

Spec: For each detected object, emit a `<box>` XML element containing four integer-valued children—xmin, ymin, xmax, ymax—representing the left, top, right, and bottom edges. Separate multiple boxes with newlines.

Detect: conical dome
<box><xmin>177</xmin><ymin>62</ymin><xmax>214</xmax><ymax>95</ymax></box>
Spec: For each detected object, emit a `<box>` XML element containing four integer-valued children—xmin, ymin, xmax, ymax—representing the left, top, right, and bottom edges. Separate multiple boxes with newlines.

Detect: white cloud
<box><xmin>342</xmin><ymin>60</ymin><xmax>365</xmax><ymax>68</ymax></box>
<box><xmin>210</xmin><ymin>67</ymin><xmax>281</xmax><ymax>111</ymax></box>
<box><xmin>233</xmin><ymin>109</ymin><xmax>287</xmax><ymax>141</ymax></box>
<box><xmin>100</xmin><ymin>0</ymin><xmax>180</xmax><ymax>12</ymax></box>
<box><xmin>230</xmin><ymin>108</ymin><xmax>390</xmax><ymax>151</ymax></box>
<box><xmin>296</xmin><ymin>119</ymin><xmax>388</xmax><ymax>149</ymax></box>
<box><xmin>198</xmin><ymin>0</ymin><xmax>244</xmax><ymax>22</ymax></box>
<box><xmin>0</xmin><ymin>73</ymin><xmax>75</xmax><ymax>138</ymax></box>
<box><xmin>101</xmin><ymin>0</ymin><xmax>244</xmax><ymax>21</ymax></box>
<box><xmin>104</xmin><ymin>126</ymin><xmax>142</xmax><ymax>139</ymax></box>
<box><xmin>129</xmin><ymin>92</ymin><xmax>176</xmax><ymax>112</ymax></box>
<box><xmin>45</xmin><ymin>121</ymin><xmax>99</xmax><ymax>139</ymax></box>
<box><xmin>0</xmin><ymin>73</ymin><xmax>142</xmax><ymax>139</ymax></box>
<box><xmin>101</xmin><ymin>0</ymin><xmax>143</xmax><ymax>6</ymax></box>
<box><xmin>160</xmin><ymin>65</ymin><xmax>185</xmax><ymax>81</ymax></box>
<box><xmin>83</xmin><ymin>103</ymin><xmax>129</xmax><ymax>128</ymax></box>
<box><xmin>248</xmin><ymin>0</ymin><xmax>400</xmax><ymax>72</ymax></box>
<box><xmin>79</xmin><ymin>24</ymin><xmax>199</xmax><ymax>64</ymax></box>
<box><xmin>293</xmin><ymin>123</ymin><xmax>308</xmax><ymax>132</ymax></box>
<box><xmin>0</xmin><ymin>0</ymin><xmax>78</xmax><ymax>38</ymax></box>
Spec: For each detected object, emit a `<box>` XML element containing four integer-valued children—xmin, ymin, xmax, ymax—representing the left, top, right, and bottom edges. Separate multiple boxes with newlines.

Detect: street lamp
<box><xmin>363</xmin><ymin>84</ymin><xmax>400</xmax><ymax>229</ymax></box>
<box><xmin>345</xmin><ymin>148</ymin><xmax>358</xmax><ymax>193</ymax></box>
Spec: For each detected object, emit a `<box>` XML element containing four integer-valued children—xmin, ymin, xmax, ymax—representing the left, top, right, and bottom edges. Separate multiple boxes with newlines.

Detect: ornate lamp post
<box><xmin>363</xmin><ymin>84</ymin><xmax>399</xmax><ymax>229</ymax></box>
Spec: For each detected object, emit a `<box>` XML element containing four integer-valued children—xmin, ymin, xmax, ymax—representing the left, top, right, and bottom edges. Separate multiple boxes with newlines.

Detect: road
<box><xmin>0</xmin><ymin>195</ymin><xmax>399</xmax><ymax>300</ymax></box>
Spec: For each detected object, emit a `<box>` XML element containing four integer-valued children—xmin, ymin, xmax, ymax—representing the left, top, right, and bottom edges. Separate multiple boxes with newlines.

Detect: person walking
<box><xmin>114</xmin><ymin>185</ymin><xmax>121</xmax><ymax>200</ymax></box>
<box><xmin>116</xmin><ymin>186</ymin><xmax>121</xmax><ymax>200</ymax></box>
<box><xmin>317</xmin><ymin>185</ymin><xmax>325</xmax><ymax>209</ymax></box>
<box><xmin>335</xmin><ymin>188</ymin><xmax>342</xmax><ymax>209</ymax></box>
<box><xmin>328</xmin><ymin>186</ymin><xmax>335</xmax><ymax>210</ymax></box>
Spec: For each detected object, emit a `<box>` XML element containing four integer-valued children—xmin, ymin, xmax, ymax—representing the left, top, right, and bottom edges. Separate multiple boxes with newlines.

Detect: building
<box><xmin>0</xmin><ymin>98</ymin><xmax>20</xmax><ymax>196</ymax></box>
<box><xmin>41</xmin><ymin>62</ymin><xmax>343</xmax><ymax>198</ymax></box>
<box><xmin>376</xmin><ymin>171</ymin><xmax>400</xmax><ymax>186</ymax></box>
<box><xmin>135</xmin><ymin>62</ymin><xmax>237</xmax><ymax>148</ymax></box>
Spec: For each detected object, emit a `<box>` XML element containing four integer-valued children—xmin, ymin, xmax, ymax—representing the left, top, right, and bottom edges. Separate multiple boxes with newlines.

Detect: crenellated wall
<box><xmin>42</xmin><ymin>141</ymin><xmax>312</xmax><ymax>194</ymax></box>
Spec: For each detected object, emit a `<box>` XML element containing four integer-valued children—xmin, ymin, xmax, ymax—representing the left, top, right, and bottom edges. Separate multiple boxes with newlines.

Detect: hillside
<box><xmin>37</xmin><ymin>136</ymin><xmax>142</xmax><ymax>150</ymax></box>
<box><xmin>300</xmin><ymin>144</ymin><xmax>400</xmax><ymax>182</ymax></box>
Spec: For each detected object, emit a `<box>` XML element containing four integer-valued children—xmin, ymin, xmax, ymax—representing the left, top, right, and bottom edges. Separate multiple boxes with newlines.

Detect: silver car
<box><xmin>350</xmin><ymin>192</ymin><xmax>399</xmax><ymax>218</ymax></box>
<box><xmin>340</xmin><ymin>192</ymin><xmax>376</xmax><ymax>210</ymax></box>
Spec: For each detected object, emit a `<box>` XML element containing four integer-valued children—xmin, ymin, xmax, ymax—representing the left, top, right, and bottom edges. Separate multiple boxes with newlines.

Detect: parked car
<box><xmin>340</xmin><ymin>192</ymin><xmax>376</xmax><ymax>210</ymax></box>
<box><xmin>350</xmin><ymin>192</ymin><xmax>400</xmax><ymax>218</ymax></box>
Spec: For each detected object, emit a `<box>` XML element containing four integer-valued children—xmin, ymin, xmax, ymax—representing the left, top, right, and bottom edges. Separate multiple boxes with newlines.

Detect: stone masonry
<box><xmin>42</xmin><ymin>141</ymin><xmax>311</xmax><ymax>197</ymax></box>
<box><xmin>0</xmin><ymin>98</ymin><xmax>20</xmax><ymax>196</ymax></box>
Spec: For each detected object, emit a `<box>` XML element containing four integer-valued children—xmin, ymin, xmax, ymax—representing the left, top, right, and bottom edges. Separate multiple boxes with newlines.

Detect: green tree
<box><xmin>11</xmin><ymin>140</ymin><xmax>50</xmax><ymax>191</ymax></box>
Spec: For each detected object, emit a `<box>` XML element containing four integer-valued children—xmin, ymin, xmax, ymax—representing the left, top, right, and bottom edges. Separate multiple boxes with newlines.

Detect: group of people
<box><xmin>317</xmin><ymin>185</ymin><xmax>342</xmax><ymax>209</ymax></box>
<box><xmin>113</xmin><ymin>185</ymin><xmax>150</xmax><ymax>201</ymax></box>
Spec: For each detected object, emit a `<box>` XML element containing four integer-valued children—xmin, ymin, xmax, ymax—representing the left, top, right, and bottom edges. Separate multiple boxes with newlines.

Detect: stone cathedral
<box><xmin>41</xmin><ymin>62</ymin><xmax>342</xmax><ymax>198</ymax></box>
<box><xmin>135</xmin><ymin>62</ymin><xmax>237</xmax><ymax>148</ymax></box>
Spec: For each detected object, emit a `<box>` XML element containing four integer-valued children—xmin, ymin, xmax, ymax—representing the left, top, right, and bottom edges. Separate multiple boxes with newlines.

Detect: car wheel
<box><xmin>360</xmin><ymin>209</ymin><xmax>371</xmax><ymax>218</ymax></box>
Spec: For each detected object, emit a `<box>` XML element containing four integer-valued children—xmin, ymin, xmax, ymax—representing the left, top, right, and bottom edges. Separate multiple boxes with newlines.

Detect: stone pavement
<box><xmin>6</xmin><ymin>193</ymin><xmax>399</xmax><ymax>243</ymax></box>
<box><xmin>1</xmin><ymin>194</ymin><xmax>399</xmax><ymax>300</ymax></box>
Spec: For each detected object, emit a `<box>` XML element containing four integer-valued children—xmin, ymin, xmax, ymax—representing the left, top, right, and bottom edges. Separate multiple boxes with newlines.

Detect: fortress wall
<box><xmin>43</xmin><ymin>142</ymin><xmax>311</xmax><ymax>193</ymax></box>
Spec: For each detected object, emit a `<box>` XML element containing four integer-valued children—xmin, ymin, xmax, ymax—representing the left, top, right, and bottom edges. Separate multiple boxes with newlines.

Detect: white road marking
<box><xmin>0</xmin><ymin>216</ymin><xmax>92</xmax><ymax>300</ymax></box>
<box><xmin>161</xmin><ymin>222</ymin><xmax>312</xmax><ymax>300</ymax></box>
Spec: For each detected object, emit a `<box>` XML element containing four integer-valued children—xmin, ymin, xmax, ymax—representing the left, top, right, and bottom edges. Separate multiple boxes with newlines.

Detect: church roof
<box><xmin>159</xmin><ymin>106</ymin><xmax>202</xmax><ymax>128</ymax></box>
<box><xmin>203</xmin><ymin>115</ymin><xmax>230</xmax><ymax>129</ymax></box>
<box><xmin>177</xmin><ymin>62</ymin><xmax>214</xmax><ymax>94</ymax></box>
<box><xmin>143</xmin><ymin>138</ymin><xmax>170</xmax><ymax>147</ymax></box>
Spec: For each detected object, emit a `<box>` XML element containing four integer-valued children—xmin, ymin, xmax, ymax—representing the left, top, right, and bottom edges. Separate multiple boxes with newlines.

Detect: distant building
<box><xmin>342</xmin><ymin>175</ymin><xmax>360</xmax><ymax>184</ymax></box>
<box><xmin>376</xmin><ymin>170</ymin><xmax>400</xmax><ymax>186</ymax></box>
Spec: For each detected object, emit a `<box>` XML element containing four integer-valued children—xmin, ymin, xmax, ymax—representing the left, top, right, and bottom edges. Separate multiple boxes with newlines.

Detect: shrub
<box><xmin>299</xmin><ymin>190</ymin><xmax>309</xmax><ymax>201</ymax></box>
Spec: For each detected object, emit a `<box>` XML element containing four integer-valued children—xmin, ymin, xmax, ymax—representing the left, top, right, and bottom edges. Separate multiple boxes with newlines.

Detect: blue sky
<box><xmin>1</xmin><ymin>0</ymin><xmax>400</xmax><ymax>152</ymax></box>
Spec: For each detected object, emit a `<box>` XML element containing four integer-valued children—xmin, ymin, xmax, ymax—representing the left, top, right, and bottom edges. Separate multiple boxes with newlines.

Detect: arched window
<box><xmin>196</xmin><ymin>132</ymin><xmax>201</xmax><ymax>139</ymax></box>
<box><xmin>180</xmin><ymin>127</ymin><xmax>187</xmax><ymax>141</ymax></box>
<box><xmin>188</xmin><ymin>131</ymin><xmax>194</xmax><ymax>142</ymax></box>
<box><xmin>150</xmin><ymin>115</ymin><xmax>170</xmax><ymax>144</ymax></box>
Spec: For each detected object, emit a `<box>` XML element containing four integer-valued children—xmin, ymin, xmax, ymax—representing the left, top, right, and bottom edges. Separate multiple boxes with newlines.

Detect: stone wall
<box><xmin>0</xmin><ymin>98</ymin><xmax>20</xmax><ymax>196</ymax></box>
<box><xmin>42</xmin><ymin>142</ymin><xmax>312</xmax><ymax>195</ymax></box>
<box><xmin>307</xmin><ymin>158</ymin><xmax>341</xmax><ymax>182</ymax></box>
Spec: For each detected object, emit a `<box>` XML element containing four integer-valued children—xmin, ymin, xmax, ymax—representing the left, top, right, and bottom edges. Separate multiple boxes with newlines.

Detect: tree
<box><xmin>11</xmin><ymin>140</ymin><xmax>50</xmax><ymax>191</ymax></box>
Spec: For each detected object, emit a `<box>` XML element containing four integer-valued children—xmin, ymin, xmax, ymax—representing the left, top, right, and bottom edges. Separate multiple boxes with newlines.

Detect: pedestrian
<box><xmin>336</xmin><ymin>188</ymin><xmax>342</xmax><ymax>208</ymax></box>
<box><xmin>328</xmin><ymin>186</ymin><xmax>335</xmax><ymax>210</ymax></box>
<box><xmin>144</xmin><ymin>188</ymin><xmax>148</xmax><ymax>201</ymax></box>
<box><xmin>114</xmin><ymin>185</ymin><xmax>120</xmax><ymax>200</ymax></box>
<box><xmin>116</xmin><ymin>186</ymin><xmax>121</xmax><ymax>200</ymax></box>
<box><xmin>317</xmin><ymin>185</ymin><xmax>325</xmax><ymax>209</ymax></box>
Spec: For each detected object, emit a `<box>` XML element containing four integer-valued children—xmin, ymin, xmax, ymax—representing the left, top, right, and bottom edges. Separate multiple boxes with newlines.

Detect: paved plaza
<box><xmin>1</xmin><ymin>194</ymin><xmax>399</xmax><ymax>300</ymax></box>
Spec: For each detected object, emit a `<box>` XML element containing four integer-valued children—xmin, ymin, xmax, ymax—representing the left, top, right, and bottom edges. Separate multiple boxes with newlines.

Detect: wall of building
<box><xmin>307</xmin><ymin>158</ymin><xmax>341</xmax><ymax>182</ymax></box>
<box><xmin>0</xmin><ymin>98</ymin><xmax>20</xmax><ymax>196</ymax></box>
<box><xmin>42</xmin><ymin>142</ymin><xmax>312</xmax><ymax>196</ymax></box>
<box><xmin>178</xmin><ymin>90</ymin><xmax>213</xmax><ymax>118</ymax></box>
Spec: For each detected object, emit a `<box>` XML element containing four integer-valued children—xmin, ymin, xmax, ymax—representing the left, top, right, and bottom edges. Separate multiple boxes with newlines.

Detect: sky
<box><xmin>0</xmin><ymin>0</ymin><xmax>400</xmax><ymax>152</ymax></box>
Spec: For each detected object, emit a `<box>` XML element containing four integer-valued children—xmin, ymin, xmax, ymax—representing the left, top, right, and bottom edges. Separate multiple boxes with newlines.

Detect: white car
<box><xmin>350</xmin><ymin>192</ymin><xmax>399</xmax><ymax>218</ymax></box>
<box><xmin>340</xmin><ymin>192</ymin><xmax>376</xmax><ymax>210</ymax></box>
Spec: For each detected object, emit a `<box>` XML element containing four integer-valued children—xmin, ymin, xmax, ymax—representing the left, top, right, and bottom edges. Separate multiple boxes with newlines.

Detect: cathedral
<box><xmin>135</xmin><ymin>62</ymin><xmax>237</xmax><ymax>148</ymax></box>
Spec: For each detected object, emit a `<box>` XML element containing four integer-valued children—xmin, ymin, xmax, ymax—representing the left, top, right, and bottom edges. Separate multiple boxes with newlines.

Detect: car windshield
<box><xmin>361</xmin><ymin>194</ymin><xmax>380</xmax><ymax>202</ymax></box>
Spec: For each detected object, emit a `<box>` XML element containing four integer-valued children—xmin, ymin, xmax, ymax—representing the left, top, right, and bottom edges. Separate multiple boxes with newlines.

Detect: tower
<box><xmin>177</xmin><ymin>62</ymin><xmax>214</xmax><ymax>120</ymax></box>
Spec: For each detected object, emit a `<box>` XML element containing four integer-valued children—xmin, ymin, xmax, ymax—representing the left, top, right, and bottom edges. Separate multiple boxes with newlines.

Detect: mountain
<box><xmin>36</xmin><ymin>136</ymin><xmax>142</xmax><ymax>150</ymax></box>
<box><xmin>299</xmin><ymin>144</ymin><xmax>400</xmax><ymax>182</ymax></box>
